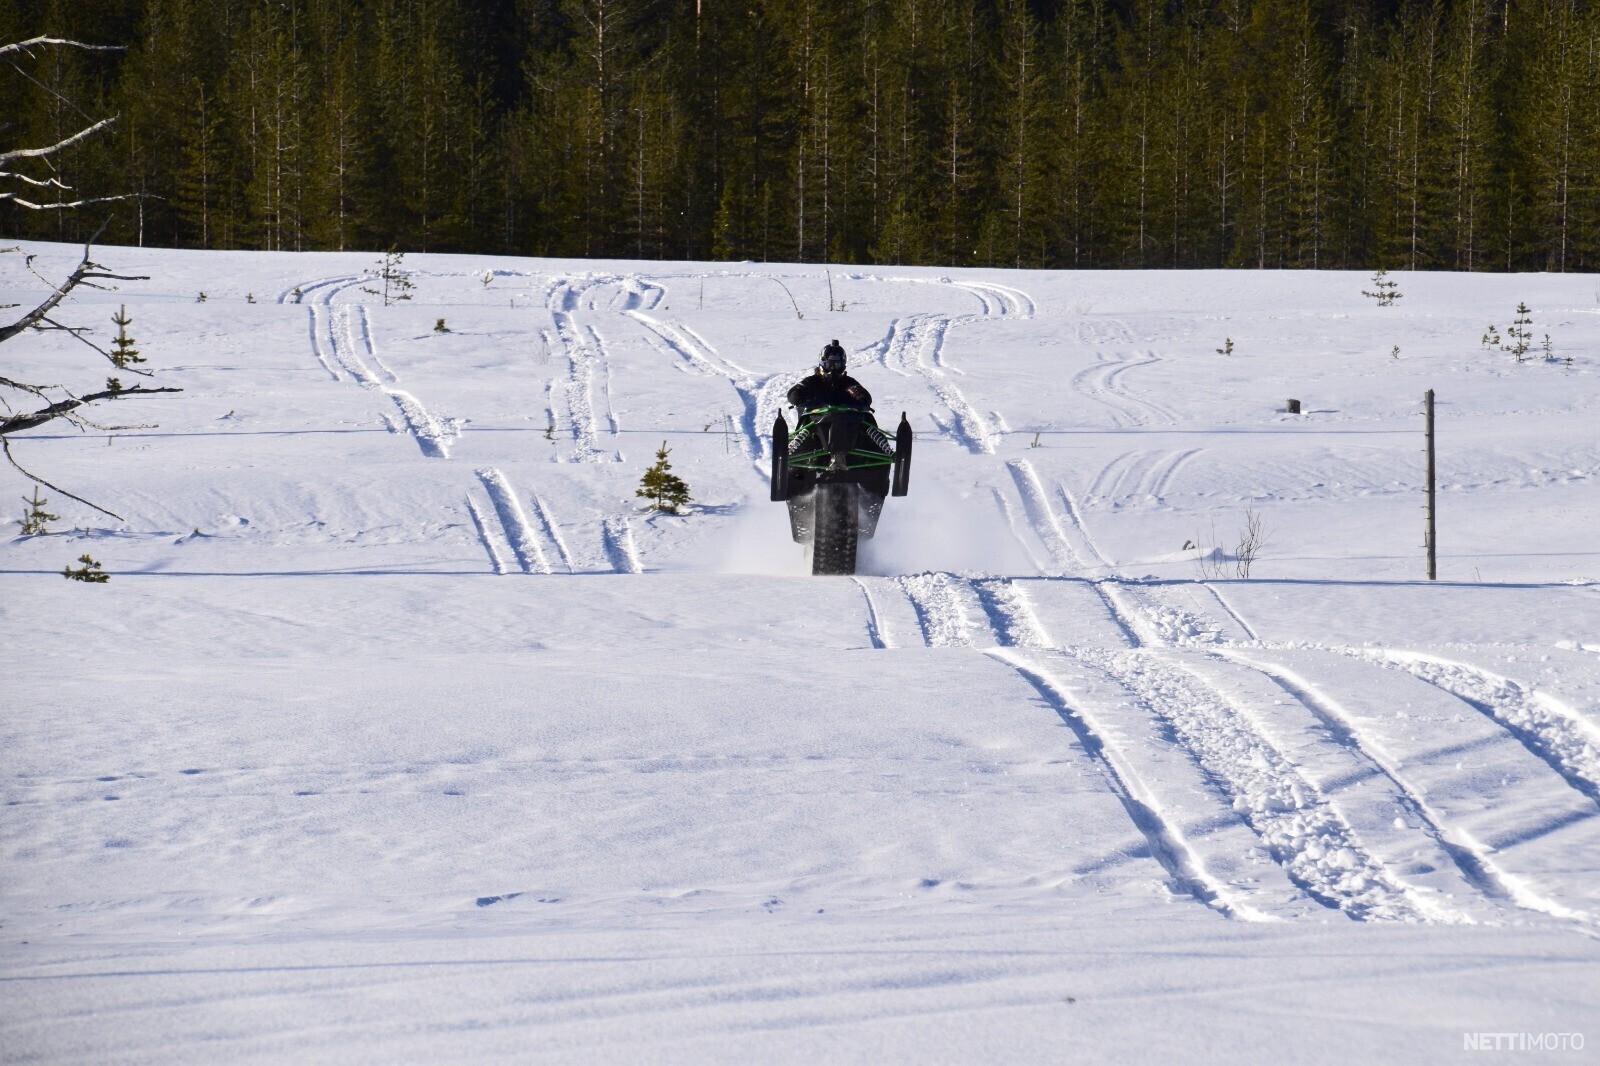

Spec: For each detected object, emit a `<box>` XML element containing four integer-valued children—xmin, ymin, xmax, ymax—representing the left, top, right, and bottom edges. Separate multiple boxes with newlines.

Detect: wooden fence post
<box><xmin>1425</xmin><ymin>389</ymin><xmax>1436</xmax><ymax>581</ymax></box>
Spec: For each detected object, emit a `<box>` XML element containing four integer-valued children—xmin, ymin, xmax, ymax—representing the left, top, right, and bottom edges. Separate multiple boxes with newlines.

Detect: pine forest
<box><xmin>4</xmin><ymin>0</ymin><xmax>1599</xmax><ymax>272</ymax></box>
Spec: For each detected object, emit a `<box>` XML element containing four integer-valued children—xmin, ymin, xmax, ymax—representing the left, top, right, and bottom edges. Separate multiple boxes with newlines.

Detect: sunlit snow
<box><xmin>4</xmin><ymin>244</ymin><xmax>1599</xmax><ymax>1061</ymax></box>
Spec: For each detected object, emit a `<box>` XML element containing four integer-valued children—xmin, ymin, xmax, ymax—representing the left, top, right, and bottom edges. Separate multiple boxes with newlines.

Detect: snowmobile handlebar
<box><xmin>793</xmin><ymin>403</ymin><xmax>873</xmax><ymax>417</ymax></box>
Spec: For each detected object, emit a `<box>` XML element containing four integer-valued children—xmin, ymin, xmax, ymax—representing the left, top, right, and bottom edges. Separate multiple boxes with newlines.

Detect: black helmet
<box><xmin>820</xmin><ymin>340</ymin><xmax>845</xmax><ymax>376</ymax></box>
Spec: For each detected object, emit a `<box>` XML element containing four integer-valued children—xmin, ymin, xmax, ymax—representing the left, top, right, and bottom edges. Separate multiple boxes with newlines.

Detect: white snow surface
<box><xmin>4</xmin><ymin>245</ymin><xmax>1600</xmax><ymax>1063</ymax></box>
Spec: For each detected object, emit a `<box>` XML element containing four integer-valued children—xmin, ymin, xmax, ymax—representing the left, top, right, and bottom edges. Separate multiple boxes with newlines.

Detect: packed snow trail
<box><xmin>294</xmin><ymin>276</ymin><xmax>453</xmax><ymax>458</ymax></box>
<box><xmin>545</xmin><ymin>277</ymin><xmax>624</xmax><ymax>463</ymax></box>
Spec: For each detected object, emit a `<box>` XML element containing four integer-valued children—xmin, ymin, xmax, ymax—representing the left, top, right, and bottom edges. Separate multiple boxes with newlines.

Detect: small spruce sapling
<box><xmin>1363</xmin><ymin>269</ymin><xmax>1402</xmax><ymax>306</ymax></box>
<box><xmin>362</xmin><ymin>247</ymin><xmax>415</xmax><ymax>307</ymax></box>
<box><xmin>62</xmin><ymin>554</ymin><xmax>108</xmax><ymax>582</ymax></box>
<box><xmin>1216</xmin><ymin>337</ymin><xmax>1234</xmax><ymax>356</ymax></box>
<box><xmin>110</xmin><ymin>305</ymin><xmax>143</xmax><ymax>369</ymax></box>
<box><xmin>20</xmin><ymin>487</ymin><xmax>58</xmax><ymax>535</ymax></box>
<box><xmin>434</xmin><ymin>318</ymin><xmax>448</xmax><ymax>332</ymax></box>
<box><xmin>636</xmin><ymin>441</ymin><xmax>691</xmax><ymax>514</ymax></box>
<box><xmin>1504</xmin><ymin>302</ymin><xmax>1534</xmax><ymax>362</ymax></box>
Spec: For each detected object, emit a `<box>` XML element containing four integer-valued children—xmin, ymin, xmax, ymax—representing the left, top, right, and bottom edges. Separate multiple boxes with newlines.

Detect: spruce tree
<box><xmin>20</xmin><ymin>488</ymin><xmax>58</xmax><ymax>536</ymax></box>
<box><xmin>62</xmin><ymin>555</ymin><xmax>109</xmax><ymax>583</ymax></box>
<box><xmin>636</xmin><ymin>441</ymin><xmax>691</xmax><ymax>514</ymax></box>
<box><xmin>110</xmin><ymin>305</ymin><xmax>144</xmax><ymax>368</ymax></box>
<box><xmin>362</xmin><ymin>247</ymin><xmax>414</xmax><ymax>306</ymax></box>
<box><xmin>1504</xmin><ymin>301</ymin><xmax>1534</xmax><ymax>362</ymax></box>
<box><xmin>1362</xmin><ymin>269</ymin><xmax>1402</xmax><ymax>306</ymax></box>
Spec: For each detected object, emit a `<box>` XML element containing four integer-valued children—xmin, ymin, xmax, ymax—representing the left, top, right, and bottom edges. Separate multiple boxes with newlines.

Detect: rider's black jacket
<box><xmin>787</xmin><ymin>372</ymin><xmax>872</xmax><ymax>413</ymax></box>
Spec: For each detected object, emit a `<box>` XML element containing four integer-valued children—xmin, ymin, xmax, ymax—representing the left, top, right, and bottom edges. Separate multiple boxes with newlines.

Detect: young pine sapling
<box><xmin>1362</xmin><ymin>269</ymin><xmax>1402</xmax><ymax>306</ymax></box>
<box><xmin>20</xmin><ymin>487</ymin><xmax>57</xmax><ymax>535</ymax></box>
<box><xmin>362</xmin><ymin>248</ymin><xmax>415</xmax><ymax>307</ymax></box>
<box><xmin>636</xmin><ymin>441</ymin><xmax>691</xmax><ymax>514</ymax></box>
<box><xmin>62</xmin><ymin>554</ymin><xmax>108</xmax><ymax>582</ymax></box>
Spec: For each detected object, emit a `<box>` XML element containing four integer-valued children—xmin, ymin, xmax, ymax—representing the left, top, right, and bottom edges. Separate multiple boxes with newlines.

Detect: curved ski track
<box><xmin>1086</xmin><ymin>447</ymin><xmax>1204</xmax><ymax>505</ymax></box>
<box><xmin>625</xmin><ymin>308</ymin><xmax>765</xmax><ymax>462</ymax></box>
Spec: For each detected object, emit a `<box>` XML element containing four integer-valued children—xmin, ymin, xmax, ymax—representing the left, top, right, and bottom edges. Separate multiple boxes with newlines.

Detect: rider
<box><xmin>787</xmin><ymin>340</ymin><xmax>872</xmax><ymax>412</ymax></box>
<box><xmin>786</xmin><ymin>340</ymin><xmax>892</xmax><ymax>453</ymax></box>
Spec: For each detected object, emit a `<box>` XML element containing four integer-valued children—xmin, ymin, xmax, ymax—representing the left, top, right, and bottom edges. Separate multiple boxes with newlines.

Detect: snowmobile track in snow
<box><xmin>877</xmin><ymin>313</ymin><xmax>997</xmax><ymax>454</ymax></box>
<box><xmin>1212</xmin><ymin>650</ymin><xmax>1580</xmax><ymax>923</ymax></box>
<box><xmin>885</xmin><ymin>457</ymin><xmax>1473</xmax><ymax>926</ymax></box>
<box><xmin>1067</xmin><ymin>317</ymin><xmax>1175</xmax><ymax>428</ymax></box>
<box><xmin>881</xmin><ymin>571</ymin><xmax>1285</xmax><ymax>921</ymax></box>
<box><xmin>1087</xmin><ymin>447</ymin><xmax>1204</xmax><ymax>504</ymax></box>
<box><xmin>1370</xmin><ymin>651</ymin><xmax>1600</xmax><ymax>809</ymax></box>
<box><xmin>295</xmin><ymin>277</ymin><xmax>452</xmax><ymax>459</ymax></box>
<box><xmin>991</xmin><ymin>650</ymin><xmax>1260</xmax><ymax>921</ymax></box>
<box><xmin>849</xmin><ymin>274</ymin><xmax>1034</xmax><ymax>454</ymax></box>
<box><xmin>473</xmin><ymin>468</ymin><xmax>550</xmax><ymax>575</ymax></box>
<box><xmin>466</xmin><ymin>496</ymin><xmax>512</xmax><ymax>575</ymax></box>
<box><xmin>546</xmin><ymin>278</ymin><xmax>623</xmax><ymax>463</ymax></box>
<box><xmin>626</xmin><ymin>306</ymin><xmax>765</xmax><ymax>462</ymax></box>
<box><xmin>1074</xmin><ymin>569</ymin><xmax>1600</xmax><ymax>926</ymax></box>
<box><xmin>601</xmin><ymin>516</ymin><xmax>642</xmax><ymax>574</ymax></box>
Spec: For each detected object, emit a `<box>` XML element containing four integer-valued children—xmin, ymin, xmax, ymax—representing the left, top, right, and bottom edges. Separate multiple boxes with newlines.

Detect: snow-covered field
<box><xmin>4</xmin><ymin>244</ymin><xmax>1599</xmax><ymax>1063</ymax></box>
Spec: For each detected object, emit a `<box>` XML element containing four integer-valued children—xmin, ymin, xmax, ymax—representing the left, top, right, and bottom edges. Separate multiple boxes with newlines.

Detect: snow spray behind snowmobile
<box><xmin>770</xmin><ymin>405</ymin><xmax>912</xmax><ymax>575</ymax></box>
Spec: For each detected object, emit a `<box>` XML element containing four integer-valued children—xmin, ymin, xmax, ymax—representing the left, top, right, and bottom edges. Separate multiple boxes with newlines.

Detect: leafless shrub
<box><xmin>1234</xmin><ymin>507</ymin><xmax>1267</xmax><ymax>578</ymax></box>
<box><xmin>1191</xmin><ymin>507</ymin><xmax>1269</xmax><ymax>580</ymax></box>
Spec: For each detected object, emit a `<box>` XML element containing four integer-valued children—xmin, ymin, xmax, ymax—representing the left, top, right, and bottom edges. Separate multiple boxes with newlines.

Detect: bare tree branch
<box><xmin>0</xmin><ymin>37</ymin><xmax>126</xmax><ymax>59</ymax></box>
<box><xmin>0</xmin><ymin>384</ymin><xmax>181</xmax><ymax>436</ymax></box>
<box><xmin>2</xmin><ymin>42</ymin><xmax>167</xmax><ymax>523</ymax></box>
<box><xmin>0</xmin><ymin>170</ymin><xmax>71</xmax><ymax>188</ymax></box>
<box><xmin>1</xmin><ymin>192</ymin><xmax>138</xmax><ymax>211</ymax></box>
<box><xmin>0</xmin><ymin>374</ymin><xmax>52</xmax><ymax>399</ymax></box>
<box><xmin>0</xmin><ymin>244</ymin><xmax>148</xmax><ymax>346</ymax></box>
<box><xmin>1</xmin><ymin>436</ymin><xmax>121</xmax><ymax>519</ymax></box>
<box><xmin>0</xmin><ymin>115</ymin><xmax>117</xmax><ymax>168</ymax></box>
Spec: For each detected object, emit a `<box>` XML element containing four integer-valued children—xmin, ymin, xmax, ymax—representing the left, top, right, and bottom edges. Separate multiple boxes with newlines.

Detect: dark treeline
<box><xmin>4</xmin><ymin>0</ymin><xmax>1599</xmax><ymax>270</ymax></box>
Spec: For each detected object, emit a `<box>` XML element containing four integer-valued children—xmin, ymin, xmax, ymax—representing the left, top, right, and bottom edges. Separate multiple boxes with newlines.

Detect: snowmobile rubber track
<box><xmin>812</xmin><ymin>483</ymin><xmax>859</xmax><ymax>575</ymax></box>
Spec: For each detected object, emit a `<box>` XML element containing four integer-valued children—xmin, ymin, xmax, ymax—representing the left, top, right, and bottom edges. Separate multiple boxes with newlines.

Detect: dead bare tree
<box><xmin>0</xmin><ymin>37</ymin><xmax>135</xmax><ymax>213</ymax></box>
<box><xmin>2</xmin><ymin>36</ymin><xmax>178</xmax><ymax>520</ymax></box>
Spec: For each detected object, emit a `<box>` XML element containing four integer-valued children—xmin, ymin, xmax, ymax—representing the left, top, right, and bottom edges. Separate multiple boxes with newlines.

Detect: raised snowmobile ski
<box><xmin>771</xmin><ymin>406</ymin><xmax>912</xmax><ymax>575</ymax></box>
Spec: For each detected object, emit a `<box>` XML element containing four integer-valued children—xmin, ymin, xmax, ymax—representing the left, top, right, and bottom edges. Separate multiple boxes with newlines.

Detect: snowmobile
<box><xmin>770</xmin><ymin>404</ymin><xmax>912</xmax><ymax>575</ymax></box>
